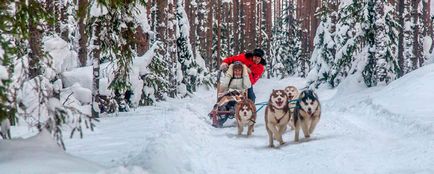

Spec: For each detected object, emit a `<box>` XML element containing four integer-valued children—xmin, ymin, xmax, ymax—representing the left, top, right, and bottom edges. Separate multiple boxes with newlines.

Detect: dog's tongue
<box><xmin>277</xmin><ymin>101</ymin><xmax>283</xmax><ymax>106</ymax></box>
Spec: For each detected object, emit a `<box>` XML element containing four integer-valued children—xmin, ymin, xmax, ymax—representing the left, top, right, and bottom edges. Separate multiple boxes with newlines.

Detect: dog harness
<box><xmin>272</xmin><ymin>107</ymin><xmax>289</xmax><ymax>124</ymax></box>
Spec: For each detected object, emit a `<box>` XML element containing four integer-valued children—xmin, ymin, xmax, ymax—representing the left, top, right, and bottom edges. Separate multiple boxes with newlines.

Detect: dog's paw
<box><xmin>279</xmin><ymin>141</ymin><xmax>286</xmax><ymax>145</ymax></box>
<box><xmin>305</xmin><ymin>135</ymin><xmax>310</xmax><ymax>138</ymax></box>
<box><xmin>268</xmin><ymin>144</ymin><xmax>275</xmax><ymax>148</ymax></box>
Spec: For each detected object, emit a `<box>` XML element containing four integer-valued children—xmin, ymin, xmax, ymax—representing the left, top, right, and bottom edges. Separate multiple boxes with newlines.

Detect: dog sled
<box><xmin>208</xmin><ymin>67</ymin><xmax>250</xmax><ymax>128</ymax></box>
<box><xmin>208</xmin><ymin>89</ymin><xmax>247</xmax><ymax>128</ymax></box>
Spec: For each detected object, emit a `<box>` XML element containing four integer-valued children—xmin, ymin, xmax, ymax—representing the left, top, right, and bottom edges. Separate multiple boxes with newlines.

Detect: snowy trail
<box><xmin>64</xmin><ymin>78</ymin><xmax>434</xmax><ymax>174</ymax></box>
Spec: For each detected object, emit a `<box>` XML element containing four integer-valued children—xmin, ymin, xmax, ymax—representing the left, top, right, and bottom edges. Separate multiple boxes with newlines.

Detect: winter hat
<box><xmin>253</xmin><ymin>48</ymin><xmax>266</xmax><ymax>65</ymax></box>
<box><xmin>233</xmin><ymin>61</ymin><xmax>244</xmax><ymax>70</ymax></box>
<box><xmin>253</xmin><ymin>48</ymin><xmax>265</xmax><ymax>58</ymax></box>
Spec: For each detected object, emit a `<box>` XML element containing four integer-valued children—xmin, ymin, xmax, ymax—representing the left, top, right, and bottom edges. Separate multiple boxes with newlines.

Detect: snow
<box><xmin>43</xmin><ymin>35</ymin><xmax>79</xmax><ymax>73</ymax></box>
<box><xmin>134</xmin><ymin>4</ymin><xmax>151</xmax><ymax>33</ymax></box>
<box><xmin>90</xmin><ymin>1</ymin><xmax>108</xmax><ymax>17</ymax></box>
<box><xmin>3</xmin><ymin>63</ymin><xmax>434</xmax><ymax>173</ymax></box>
<box><xmin>423</xmin><ymin>36</ymin><xmax>432</xmax><ymax>57</ymax></box>
<box><xmin>0</xmin><ymin>65</ymin><xmax>8</xmax><ymax>80</ymax></box>
<box><xmin>61</xmin><ymin>62</ymin><xmax>113</xmax><ymax>95</ymax></box>
<box><xmin>0</xmin><ymin>130</ymin><xmax>103</xmax><ymax>174</ymax></box>
<box><xmin>372</xmin><ymin>64</ymin><xmax>434</xmax><ymax>129</ymax></box>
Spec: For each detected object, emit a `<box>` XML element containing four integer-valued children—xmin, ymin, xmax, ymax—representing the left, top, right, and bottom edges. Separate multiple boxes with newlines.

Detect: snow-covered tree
<box><xmin>0</xmin><ymin>3</ymin><xmax>15</xmax><ymax>124</ymax></box>
<box><xmin>176</xmin><ymin>0</ymin><xmax>211</xmax><ymax>96</ymax></box>
<box><xmin>88</xmin><ymin>1</ymin><xmax>144</xmax><ymax>112</ymax></box>
<box><xmin>329</xmin><ymin>0</ymin><xmax>362</xmax><ymax>87</ymax></box>
<box><xmin>140</xmin><ymin>42</ymin><xmax>172</xmax><ymax>106</ymax></box>
<box><xmin>0</xmin><ymin>1</ymin><xmax>96</xmax><ymax>147</ymax></box>
<box><xmin>372</xmin><ymin>1</ymin><xmax>400</xmax><ymax>85</ymax></box>
<box><xmin>306</xmin><ymin>1</ymin><xmax>336</xmax><ymax>89</ymax></box>
<box><xmin>270</xmin><ymin>1</ymin><xmax>301</xmax><ymax>78</ymax></box>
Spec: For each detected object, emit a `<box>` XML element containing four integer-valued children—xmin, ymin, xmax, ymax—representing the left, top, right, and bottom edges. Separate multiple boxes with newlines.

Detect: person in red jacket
<box><xmin>219</xmin><ymin>48</ymin><xmax>266</xmax><ymax>103</ymax></box>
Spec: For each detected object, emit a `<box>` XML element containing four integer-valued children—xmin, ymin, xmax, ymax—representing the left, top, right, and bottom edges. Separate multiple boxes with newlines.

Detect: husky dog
<box><xmin>235</xmin><ymin>99</ymin><xmax>256</xmax><ymax>136</ymax></box>
<box><xmin>284</xmin><ymin>85</ymin><xmax>299</xmax><ymax>101</ymax></box>
<box><xmin>293</xmin><ymin>90</ymin><xmax>321</xmax><ymax>142</ymax></box>
<box><xmin>265</xmin><ymin>89</ymin><xmax>290</xmax><ymax>147</ymax></box>
<box><xmin>284</xmin><ymin>85</ymin><xmax>299</xmax><ymax>130</ymax></box>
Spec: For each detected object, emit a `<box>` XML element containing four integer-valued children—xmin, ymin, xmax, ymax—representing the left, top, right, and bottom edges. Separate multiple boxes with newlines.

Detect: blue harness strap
<box><xmin>254</xmin><ymin>99</ymin><xmax>301</xmax><ymax>112</ymax></box>
<box><xmin>255</xmin><ymin>102</ymin><xmax>268</xmax><ymax>112</ymax></box>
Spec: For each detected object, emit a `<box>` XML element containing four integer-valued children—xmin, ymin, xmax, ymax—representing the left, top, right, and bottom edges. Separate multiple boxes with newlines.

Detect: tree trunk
<box><xmin>265</xmin><ymin>0</ymin><xmax>272</xmax><ymax>78</ymax></box>
<box><xmin>233</xmin><ymin>0</ymin><xmax>240</xmax><ymax>53</ymax></box>
<box><xmin>411</xmin><ymin>0</ymin><xmax>420</xmax><ymax>69</ymax></box>
<box><xmin>257</xmin><ymin>0</ymin><xmax>262</xmax><ymax>47</ymax></box>
<box><xmin>59</xmin><ymin>3</ymin><xmax>68</xmax><ymax>41</ymax></box>
<box><xmin>207</xmin><ymin>0</ymin><xmax>214</xmax><ymax>70</ymax></box>
<box><xmin>28</xmin><ymin>1</ymin><xmax>43</xmax><ymax>79</ymax></box>
<box><xmin>92</xmin><ymin>21</ymin><xmax>101</xmax><ymax>118</ymax></box>
<box><xmin>168</xmin><ymin>1</ymin><xmax>178</xmax><ymax>97</ymax></box>
<box><xmin>135</xmin><ymin>26</ymin><xmax>149</xmax><ymax>56</ymax></box>
<box><xmin>397</xmin><ymin>0</ymin><xmax>404</xmax><ymax>77</ymax></box>
<box><xmin>196</xmin><ymin>0</ymin><xmax>207</xmax><ymax>59</ymax></box>
<box><xmin>217</xmin><ymin>0</ymin><xmax>221</xmax><ymax>65</ymax></box>
<box><xmin>78</xmin><ymin>0</ymin><xmax>88</xmax><ymax>67</ymax></box>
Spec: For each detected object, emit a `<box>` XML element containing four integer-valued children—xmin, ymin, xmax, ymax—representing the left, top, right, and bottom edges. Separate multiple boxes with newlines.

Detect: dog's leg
<box><xmin>294</xmin><ymin>121</ymin><xmax>301</xmax><ymax>142</ymax></box>
<box><xmin>277</xmin><ymin>125</ymin><xmax>286</xmax><ymax>145</ymax></box>
<box><xmin>247</xmin><ymin>124</ymin><xmax>253</xmax><ymax>136</ymax></box>
<box><xmin>288</xmin><ymin>112</ymin><xmax>295</xmax><ymax>130</ymax></box>
<box><xmin>238</xmin><ymin>123</ymin><xmax>243</xmax><ymax>135</ymax></box>
<box><xmin>301</xmin><ymin>119</ymin><xmax>310</xmax><ymax>138</ymax></box>
<box><xmin>266</xmin><ymin>124</ymin><xmax>274</xmax><ymax>147</ymax></box>
<box><xmin>309</xmin><ymin>116</ymin><xmax>320</xmax><ymax>134</ymax></box>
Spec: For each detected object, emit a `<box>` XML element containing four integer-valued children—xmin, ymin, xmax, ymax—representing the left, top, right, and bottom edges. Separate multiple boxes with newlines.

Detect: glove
<box><xmin>219</xmin><ymin>63</ymin><xmax>229</xmax><ymax>71</ymax></box>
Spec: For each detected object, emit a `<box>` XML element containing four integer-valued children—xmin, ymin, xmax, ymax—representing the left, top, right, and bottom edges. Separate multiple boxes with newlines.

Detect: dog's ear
<box><xmin>300</xmin><ymin>91</ymin><xmax>305</xmax><ymax>99</ymax></box>
<box><xmin>312</xmin><ymin>91</ymin><xmax>318</xmax><ymax>99</ymax></box>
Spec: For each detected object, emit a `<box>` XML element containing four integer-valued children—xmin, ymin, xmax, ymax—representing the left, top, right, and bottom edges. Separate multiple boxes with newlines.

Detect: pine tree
<box><xmin>373</xmin><ymin>1</ymin><xmax>400</xmax><ymax>85</ymax></box>
<box><xmin>306</xmin><ymin>1</ymin><xmax>336</xmax><ymax>89</ymax></box>
<box><xmin>90</xmin><ymin>1</ymin><xmax>142</xmax><ymax>111</ymax></box>
<box><xmin>176</xmin><ymin>0</ymin><xmax>211</xmax><ymax>96</ymax></box>
<box><xmin>140</xmin><ymin>42</ymin><xmax>172</xmax><ymax>106</ymax></box>
<box><xmin>0</xmin><ymin>1</ymin><xmax>97</xmax><ymax>147</ymax></box>
<box><xmin>0</xmin><ymin>3</ymin><xmax>16</xmax><ymax>124</ymax></box>
<box><xmin>402</xmin><ymin>0</ymin><xmax>414</xmax><ymax>74</ymax></box>
<box><xmin>270</xmin><ymin>0</ymin><xmax>301</xmax><ymax>78</ymax></box>
<box><xmin>329</xmin><ymin>0</ymin><xmax>362</xmax><ymax>87</ymax></box>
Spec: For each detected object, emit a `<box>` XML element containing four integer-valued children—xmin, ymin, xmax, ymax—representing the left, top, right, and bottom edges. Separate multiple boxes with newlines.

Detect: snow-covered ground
<box><xmin>3</xmin><ymin>64</ymin><xmax>434</xmax><ymax>173</ymax></box>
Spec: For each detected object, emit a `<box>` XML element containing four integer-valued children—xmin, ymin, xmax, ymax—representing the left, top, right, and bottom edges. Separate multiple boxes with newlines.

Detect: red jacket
<box><xmin>222</xmin><ymin>53</ymin><xmax>264</xmax><ymax>85</ymax></box>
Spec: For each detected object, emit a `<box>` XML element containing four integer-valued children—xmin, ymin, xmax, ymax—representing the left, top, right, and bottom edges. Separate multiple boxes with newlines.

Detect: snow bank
<box><xmin>127</xmin><ymin>98</ymin><xmax>213</xmax><ymax>174</ymax></box>
<box><xmin>62</xmin><ymin>62</ymin><xmax>112</xmax><ymax>96</ymax></box>
<box><xmin>0</xmin><ymin>130</ymin><xmax>103</xmax><ymax>174</ymax></box>
<box><xmin>1</xmin><ymin>129</ymin><xmax>151</xmax><ymax>174</ymax></box>
<box><xmin>43</xmin><ymin>35</ymin><xmax>79</xmax><ymax>73</ymax></box>
<box><xmin>329</xmin><ymin>63</ymin><xmax>434</xmax><ymax>135</ymax></box>
<box><xmin>372</xmin><ymin>64</ymin><xmax>434</xmax><ymax>122</ymax></box>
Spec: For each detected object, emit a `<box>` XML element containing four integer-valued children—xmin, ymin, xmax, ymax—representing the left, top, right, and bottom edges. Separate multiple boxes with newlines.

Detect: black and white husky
<box><xmin>292</xmin><ymin>90</ymin><xmax>321</xmax><ymax>142</ymax></box>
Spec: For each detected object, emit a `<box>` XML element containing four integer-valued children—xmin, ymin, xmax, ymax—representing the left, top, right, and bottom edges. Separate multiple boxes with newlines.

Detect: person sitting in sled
<box><xmin>216</xmin><ymin>61</ymin><xmax>251</xmax><ymax>116</ymax></box>
<box><xmin>219</xmin><ymin>48</ymin><xmax>266</xmax><ymax>103</ymax></box>
<box><xmin>218</xmin><ymin>61</ymin><xmax>251</xmax><ymax>96</ymax></box>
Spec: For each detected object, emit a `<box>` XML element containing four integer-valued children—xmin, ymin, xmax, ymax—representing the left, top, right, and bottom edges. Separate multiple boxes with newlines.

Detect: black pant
<box><xmin>248</xmin><ymin>87</ymin><xmax>256</xmax><ymax>103</ymax></box>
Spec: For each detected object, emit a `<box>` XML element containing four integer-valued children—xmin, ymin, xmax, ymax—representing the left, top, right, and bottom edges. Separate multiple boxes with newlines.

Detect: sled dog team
<box><xmin>233</xmin><ymin>85</ymin><xmax>321</xmax><ymax>147</ymax></box>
